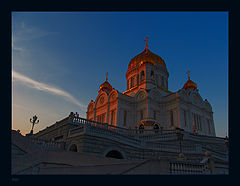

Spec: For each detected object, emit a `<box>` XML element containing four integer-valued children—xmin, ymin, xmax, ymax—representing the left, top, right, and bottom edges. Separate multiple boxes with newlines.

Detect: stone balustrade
<box><xmin>169</xmin><ymin>160</ymin><xmax>210</xmax><ymax>174</ymax></box>
<box><xmin>42</xmin><ymin>114</ymin><xmax>227</xmax><ymax>159</ymax></box>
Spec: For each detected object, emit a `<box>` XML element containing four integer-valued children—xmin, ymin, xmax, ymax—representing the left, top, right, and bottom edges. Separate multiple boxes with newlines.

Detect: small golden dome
<box><xmin>183</xmin><ymin>79</ymin><xmax>198</xmax><ymax>89</ymax></box>
<box><xmin>128</xmin><ymin>48</ymin><xmax>166</xmax><ymax>69</ymax></box>
<box><xmin>183</xmin><ymin>70</ymin><xmax>197</xmax><ymax>90</ymax></box>
<box><xmin>99</xmin><ymin>81</ymin><xmax>113</xmax><ymax>91</ymax></box>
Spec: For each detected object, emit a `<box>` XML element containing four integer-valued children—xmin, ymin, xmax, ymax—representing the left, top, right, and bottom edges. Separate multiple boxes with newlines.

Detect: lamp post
<box><xmin>29</xmin><ymin>115</ymin><xmax>39</xmax><ymax>134</ymax></box>
<box><xmin>224</xmin><ymin>135</ymin><xmax>229</xmax><ymax>159</ymax></box>
<box><xmin>224</xmin><ymin>135</ymin><xmax>229</xmax><ymax>149</ymax></box>
<box><xmin>175</xmin><ymin>127</ymin><xmax>184</xmax><ymax>154</ymax></box>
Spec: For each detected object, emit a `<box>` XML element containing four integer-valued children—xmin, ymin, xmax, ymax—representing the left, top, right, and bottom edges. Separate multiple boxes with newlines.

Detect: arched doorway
<box><xmin>105</xmin><ymin>150</ymin><xmax>123</xmax><ymax>159</ymax></box>
<box><xmin>69</xmin><ymin>144</ymin><xmax>78</xmax><ymax>152</ymax></box>
<box><xmin>139</xmin><ymin>124</ymin><xmax>144</xmax><ymax>134</ymax></box>
<box><xmin>154</xmin><ymin>124</ymin><xmax>159</xmax><ymax>133</ymax></box>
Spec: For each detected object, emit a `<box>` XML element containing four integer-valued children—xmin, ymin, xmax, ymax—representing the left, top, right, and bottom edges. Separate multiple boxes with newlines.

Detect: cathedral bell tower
<box><xmin>124</xmin><ymin>37</ymin><xmax>169</xmax><ymax>96</ymax></box>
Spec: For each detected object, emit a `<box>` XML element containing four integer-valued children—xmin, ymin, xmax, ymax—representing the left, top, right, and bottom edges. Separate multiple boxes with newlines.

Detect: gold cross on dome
<box><xmin>186</xmin><ymin>70</ymin><xmax>190</xmax><ymax>80</ymax></box>
<box><xmin>144</xmin><ymin>37</ymin><xmax>149</xmax><ymax>50</ymax></box>
<box><xmin>106</xmin><ymin>72</ymin><xmax>108</xmax><ymax>81</ymax></box>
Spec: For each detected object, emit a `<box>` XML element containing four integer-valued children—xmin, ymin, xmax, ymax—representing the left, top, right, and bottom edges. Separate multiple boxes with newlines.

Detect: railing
<box><xmin>169</xmin><ymin>160</ymin><xmax>210</xmax><ymax>174</ymax></box>
<box><xmin>28</xmin><ymin>137</ymin><xmax>65</xmax><ymax>150</ymax></box>
<box><xmin>71</xmin><ymin>114</ymin><xmax>177</xmax><ymax>137</ymax></box>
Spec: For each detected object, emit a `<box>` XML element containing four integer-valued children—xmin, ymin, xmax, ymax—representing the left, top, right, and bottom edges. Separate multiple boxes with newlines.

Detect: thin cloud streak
<box><xmin>12</xmin><ymin>71</ymin><xmax>87</xmax><ymax>111</ymax></box>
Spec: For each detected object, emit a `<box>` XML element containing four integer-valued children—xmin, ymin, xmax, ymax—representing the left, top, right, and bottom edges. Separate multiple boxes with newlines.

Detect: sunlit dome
<box><xmin>128</xmin><ymin>48</ymin><xmax>166</xmax><ymax>69</ymax></box>
<box><xmin>183</xmin><ymin>71</ymin><xmax>197</xmax><ymax>90</ymax></box>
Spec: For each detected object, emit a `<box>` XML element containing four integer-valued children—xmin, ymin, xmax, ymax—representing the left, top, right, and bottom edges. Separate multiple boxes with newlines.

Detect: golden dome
<box><xmin>99</xmin><ymin>80</ymin><xmax>112</xmax><ymax>91</ymax></box>
<box><xmin>183</xmin><ymin>79</ymin><xmax>198</xmax><ymax>90</ymax></box>
<box><xmin>183</xmin><ymin>70</ymin><xmax>197</xmax><ymax>90</ymax></box>
<box><xmin>128</xmin><ymin>48</ymin><xmax>166</xmax><ymax>69</ymax></box>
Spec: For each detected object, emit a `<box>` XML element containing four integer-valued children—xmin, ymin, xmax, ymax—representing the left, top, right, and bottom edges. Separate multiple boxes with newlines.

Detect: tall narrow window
<box><xmin>153</xmin><ymin>111</ymin><xmax>156</xmax><ymax>120</ymax></box>
<box><xmin>151</xmin><ymin>71</ymin><xmax>155</xmax><ymax>80</ymax></box>
<box><xmin>130</xmin><ymin>76</ymin><xmax>134</xmax><ymax>88</ymax></box>
<box><xmin>140</xmin><ymin>110</ymin><xmax>143</xmax><ymax>120</ymax></box>
<box><xmin>170</xmin><ymin>110</ymin><xmax>174</xmax><ymax>126</ymax></box>
<box><xmin>102</xmin><ymin>113</ymin><xmax>105</xmax><ymax>123</ymax></box>
<box><xmin>124</xmin><ymin>110</ymin><xmax>127</xmax><ymax>126</ymax></box>
<box><xmin>199</xmin><ymin>116</ymin><xmax>202</xmax><ymax>131</ymax></box>
<box><xmin>137</xmin><ymin>74</ymin><xmax>139</xmax><ymax>85</ymax></box>
<box><xmin>140</xmin><ymin>71</ymin><xmax>145</xmax><ymax>81</ymax></box>
<box><xmin>111</xmin><ymin>111</ymin><xmax>113</xmax><ymax>125</ymax></box>
<box><xmin>127</xmin><ymin>79</ymin><xmax>130</xmax><ymax>89</ymax></box>
<box><xmin>161</xmin><ymin>76</ymin><xmax>164</xmax><ymax>87</ymax></box>
<box><xmin>111</xmin><ymin>110</ymin><xmax>115</xmax><ymax>125</ymax></box>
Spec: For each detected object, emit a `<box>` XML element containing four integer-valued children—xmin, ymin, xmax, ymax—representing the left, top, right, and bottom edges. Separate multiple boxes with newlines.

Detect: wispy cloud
<box><xmin>12</xmin><ymin>21</ymin><xmax>57</xmax><ymax>54</ymax></box>
<box><xmin>12</xmin><ymin>71</ymin><xmax>87</xmax><ymax>111</ymax></box>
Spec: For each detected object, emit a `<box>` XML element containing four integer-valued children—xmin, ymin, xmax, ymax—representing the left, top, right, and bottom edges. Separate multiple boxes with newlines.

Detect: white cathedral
<box><xmin>86</xmin><ymin>37</ymin><xmax>215</xmax><ymax>137</ymax></box>
<box><xmin>17</xmin><ymin>38</ymin><xmax>228</xmax><ymax>174</ymax></box>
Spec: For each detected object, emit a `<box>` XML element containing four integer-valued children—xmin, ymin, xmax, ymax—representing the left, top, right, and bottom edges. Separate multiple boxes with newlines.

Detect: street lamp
<box><xmin>224</xmin><ymin>136</ymin><xmax>229</xmax><ymax>148</ymax></box>
<box><xmin>29</xmin><ymin>115</ymin><xmax>39</xmax><ymax>134</ymax></box>
<box><xmin>175</xmin><ymin>127</ymin><xmax>184</xmax><ymax>154</ymax></box>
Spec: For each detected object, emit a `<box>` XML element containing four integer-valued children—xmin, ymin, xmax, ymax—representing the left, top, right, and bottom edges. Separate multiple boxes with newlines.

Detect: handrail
<box><xmin>169</xmin><ymin>160</ymin><xmax>209</xmax><ymax>174</ymax></box>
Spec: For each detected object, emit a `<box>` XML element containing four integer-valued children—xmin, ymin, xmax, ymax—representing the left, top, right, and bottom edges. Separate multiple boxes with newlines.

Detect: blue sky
<box><xmin>12</xmin><ymin>11</ymin><xmax>228</xmax><ymax>137</ymax></box>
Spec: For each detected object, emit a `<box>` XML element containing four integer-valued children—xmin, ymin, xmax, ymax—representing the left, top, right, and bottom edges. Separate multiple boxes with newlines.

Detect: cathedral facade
<box><xmin>29</xmin><ymin>39</ymin><xmax>228</xmax><ymax>174</ymax></box>
<box><xmin>86</xmin><ymin>38</ymin><xmax>216</xmax><ymax>136</ymax></box>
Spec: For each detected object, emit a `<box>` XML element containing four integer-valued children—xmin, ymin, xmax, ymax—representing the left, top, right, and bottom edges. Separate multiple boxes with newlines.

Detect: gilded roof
<box><xmin>183</xmin><ymin>79</ymin><xmax>198</xmax><ymax>90</ymax></box>
<box><xmin>128</xmin><ymin>48</ymin><xmax>166</xmax><ymax>69</ymax></box>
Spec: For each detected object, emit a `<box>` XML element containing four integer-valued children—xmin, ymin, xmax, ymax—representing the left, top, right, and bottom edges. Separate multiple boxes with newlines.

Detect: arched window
<box><xmin>140</xmin><ymin>71</ymin><xmax>145</xmax><ymax>81</ymax></box>
<box><xmin>170</xmin><ymin>110</ymin><xmax>174</xmax><ymax>126</ymax></box>
<box><xmin>106</xmin><ymin>150</ymin><xmax>123</xmax><ymax>159</ymax></box>
<box><xmin>130</xmin><ymin>76</ymin><xmax>134</xmax><ymax>88</ymax></box>
<box><xmin>69</xmin><ymin>144</ymin><xmax>78</xmax><ymax>152</ymax></box>
<box><xmin>151</xmin><ymin>71</ymin><xmax>155</xmax><ymax>80</ymax></box>
<box><xmin>123</xmin><ymin>110</ymin><xmax>127</xmax><ymax>126</ymax></box>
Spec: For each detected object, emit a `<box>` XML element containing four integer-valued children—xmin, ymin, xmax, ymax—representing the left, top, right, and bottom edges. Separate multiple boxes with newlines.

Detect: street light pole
<box><xmin>29</xmin><ymin>115</ymin><xmax>39</xmax><ymax>134</ymax></box>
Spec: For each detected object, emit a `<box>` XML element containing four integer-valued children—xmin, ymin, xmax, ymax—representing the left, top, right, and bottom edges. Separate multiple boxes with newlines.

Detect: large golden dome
<box><xmin>128</xmin><ymin>48</ymin><xmax>166</xmax><ymax>69</ymax></box>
